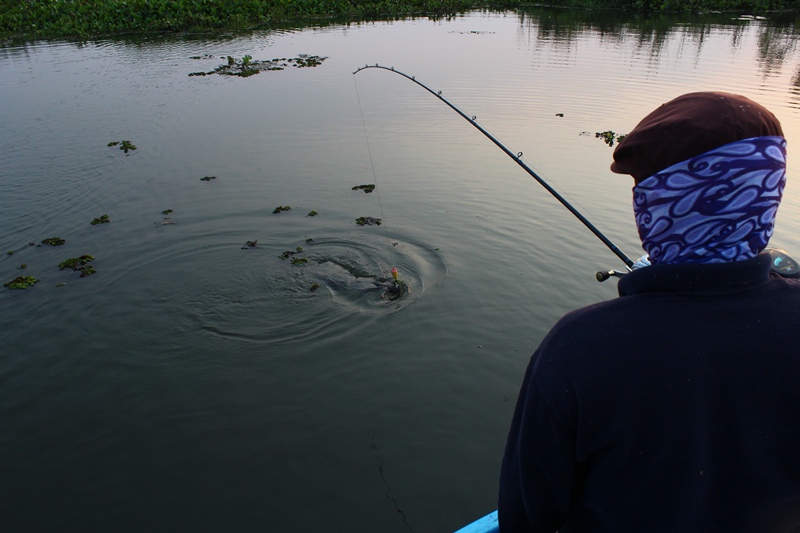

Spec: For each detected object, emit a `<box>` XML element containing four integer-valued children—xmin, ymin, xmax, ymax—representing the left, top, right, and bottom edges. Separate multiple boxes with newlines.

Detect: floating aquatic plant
<box><xmin>195</xmin><ymin>55</ymin><xmax>329</xmax><ymax>78</ymax></box>
<box><xmin>291</xmin><ymin>257</ymin><xmax>308</xmax><ymax>265</ymax></box>
<box><xmin>242</xmin><ymin>240</ymin><xmax>257</xmax><ymax>249</ymax></box>
<box><xmin>18</xmin><ymin>263</ymin><xmax>27</xmax><ymax>269</ymax></box>
<box><xmin>200</xmin><ymin>176</ymin><xmax>217</xmax><ymax>181</ymax></box>
<box><xmin>310</xmin><ymin>283</ymin><xmax>320</xmax><ymax>291</ymax></box>
<box><xmin>162</xmin><ymin>209</ymin><xmax>173</xmax><ymax>215</ymax></box>
<box><xmin>108</xmin><ymin>140</ymin><xmax>137</xmax><ymax>153</ymax></box>
<box><xmin>352</xmin><ymin>184</ymin><xmax>376</xmax><ymax>193</ymax></box>
<box><xmin>91</xmin><ymin>214</ymin><xmax>110</xmax><ymax>225</ymax></box>
<box><xmin>595</xmin><ymin>131</ymin><xmax>626</xmax><ymax>147</ymax></box>
<box><xmin>273</xmin><ymin>205</ymin><xmax>291</xmax><ymax>214</ymax></box>
<box><xmin>59</xmin><ymin>255</ymin><xmax>96</xmax><ymax>277</ymax></box>
<box><xmin>41</xmin><ymin>237</ymin><xmax>65</xmax><ymax>246</ymax></box>
<box><xmin>356</xmin><ymin>216</ymin><xmax>382</xmax><ymax>226</ymax></box>
<box><xmin>308</xmin><ymin>210</ymin><xmax>319</xmax><ymax>216</ymax></box>
<box><xmin>4</xmin><ymin>275</ymin><xmax>39</xmax><ymax>290</ymax></box>
<box><xmin>6</xmin><ymin>250</ymin><xmax>13</xmax><ymax>256</ymax></box>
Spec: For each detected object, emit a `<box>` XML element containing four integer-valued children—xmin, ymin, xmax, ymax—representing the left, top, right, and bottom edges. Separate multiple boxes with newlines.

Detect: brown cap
<box><xmin>610</xmin><ymin>92</ymin><xmax>783</xmax><ymax>183</ymax></box>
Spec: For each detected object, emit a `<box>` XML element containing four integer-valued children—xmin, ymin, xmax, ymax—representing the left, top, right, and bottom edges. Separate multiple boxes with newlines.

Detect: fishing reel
<box><xmin>596</xmin><ymin>248</ymin><xmax>800</xmax><ymax>283</ymax></box>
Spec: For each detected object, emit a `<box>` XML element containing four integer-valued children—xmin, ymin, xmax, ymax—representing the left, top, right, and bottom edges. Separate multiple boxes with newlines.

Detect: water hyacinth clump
<box><xmin>58</xmin><ymin>255</ymin><xmax>97</xmax><ymax>277</ymax></box>
<box><xmin>108</xmin><ymin>140</ymin><xmax>137</xmax><ymax>153</ymax></box>
<box><xmin>41</xmin><ymin>237</ymin><xmax>65</xmax><ymax>246</ymax></box>
<box><xmin>352</xmin><ymin>184</ymin><xmax>375</xmax><ymax>193</ymax></box>
<box><xmin>595</xmin><ymin>131</ymin><xmax>627</xmax><ymax>147</ymax></box>
<box><xmin>4</xmin><ymin>276</ymin><xmax>39</xmax><ymax>290</ymax></box>
<box><xmin>356</xmin><ymin>216</ymin><xmax>382</xmax><ymax>226</ymax></box>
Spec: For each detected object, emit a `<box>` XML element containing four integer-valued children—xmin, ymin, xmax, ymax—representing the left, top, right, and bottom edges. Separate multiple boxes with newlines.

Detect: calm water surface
<box><xmin>1</xmin><ymin>8</ymin><xmax>800</xmax><ymax>532</ymax></box>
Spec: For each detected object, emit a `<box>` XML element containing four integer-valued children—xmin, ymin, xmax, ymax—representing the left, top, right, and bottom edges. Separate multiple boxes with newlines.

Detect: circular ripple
<box><xmin>268</xmin><ymin>234</ymin><xmax>445</xmax><ymax>313</ymax></box>
<box><xmin>124</xmin><ymin>232</ymin><xmax>448</xmax><ymax>349</ymax></box>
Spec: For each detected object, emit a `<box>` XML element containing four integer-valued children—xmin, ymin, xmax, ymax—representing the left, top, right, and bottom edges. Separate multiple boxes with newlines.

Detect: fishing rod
<box><xmin>353</xmin><ymin>64</ymin><xmax>636</xmax><ymax>276</ymax></box>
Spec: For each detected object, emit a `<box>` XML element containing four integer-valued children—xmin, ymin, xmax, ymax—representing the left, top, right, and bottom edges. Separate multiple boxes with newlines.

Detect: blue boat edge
<box><xmin>454</xmin><ymin>510</ymin><xmax>499</xmax><ymax>533</ymax></box>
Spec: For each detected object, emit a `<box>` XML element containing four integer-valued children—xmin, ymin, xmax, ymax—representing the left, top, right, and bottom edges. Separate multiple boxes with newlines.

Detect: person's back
<box><xmin>498</xmin><ymin>93</ymin><xmax>800</xmax><ymax>532</ymax></box>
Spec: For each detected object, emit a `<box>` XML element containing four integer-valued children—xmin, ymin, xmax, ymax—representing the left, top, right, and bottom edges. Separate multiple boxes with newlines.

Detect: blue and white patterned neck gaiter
<box><xmin>632</xmin><ymin>136</ymin><xmax>786</xmax><ymax>265</ymax></box>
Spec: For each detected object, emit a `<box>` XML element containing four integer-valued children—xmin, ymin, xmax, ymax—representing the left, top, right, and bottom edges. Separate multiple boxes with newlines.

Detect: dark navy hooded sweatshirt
<box><xmin>499</xmin><ymin>253</ymin><xmax>800</xmax><ymax>532</ymax></box>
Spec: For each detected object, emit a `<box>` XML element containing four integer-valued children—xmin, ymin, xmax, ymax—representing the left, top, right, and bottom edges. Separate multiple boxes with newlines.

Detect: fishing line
<box><xmin>353</xmin><ymin>74</ymin><xmax>398</xmax><ymax>278</ymax></box>
<box><xmin>352</xmin><ymin>64</ymin><xmax>635</xmax><ymax>270</ymax></box>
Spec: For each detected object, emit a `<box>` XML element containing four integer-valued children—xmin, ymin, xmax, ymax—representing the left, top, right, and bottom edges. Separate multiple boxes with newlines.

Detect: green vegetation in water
<box><xmin>352</xmin><ymin>184</ymin><xmax>376</xmax><ymax>193</ymax></box>
<box><xmin>308</xmin><ymin>210</ymin><xmax>319</xmax><ymax>216</ymax></box>
<box><xmin>596</xmin><ymin>131</ymin><xmax>627</xmax><ymax>147</ymax></box>
<box><xmin>91</xmin><ymin>214</ymin><xmax>110</xmax><ymax>225</ymax></box>
<box><xmin>242</xmin><ymin>240</ymin><xmax>258</xmax><ymax>249</ymax></box>
<box><xmin>4</xmin><ymin>276</ymin><xmax>40</xmax><ymax>290</ymax></box>
<box><xmin>291</xmin><ymin>257</ymin><xmax>309</xmax><ymax>265</ymax></box>
<box><xmin>273</xmin><ymin>205</ymin><xmax>292</xmax><ymax>214</ymax></box>
<box><xmin>555</xmin><ymin>113</ymin><xmax>564</xmax><ymax>117</ymax></box>
<box><xmin>162</xmin><ymin>209</ymin><xmax>173</xmax><ymax>215</ymax></box>
<box><xmin>191</xmin><ymin>55</ymin><xmax>328</xmax><ymax>78</ymax></box>
<box><xmin>200</xmin><ymin>176</ymin><xmax>217</xmax><ymax>181</ymax></box>
<box><xmin>356</xmin><ymin>216</ymin><xmax>382</xmax><ymax>226</ymax></box>
<box><xmin>4</xmin><ymin>0</ymin><xmax>799</xmax><ymax>39</ymax></box>
<box><xmin>310</xmin><ymin>283</ymin><xmax>320</xmax><ymax>291</ymax></box>
<box><xmin>58</xmin><ymin>255</ymin><xmax>97</xmax><ymax>277</ymax></box>
<box><xmin>41</xmin><ymin>237</ymin><xmax>65</xmax><ymax>246</ymax></box>
<box><xmin>279</xmin><ymin>247</ymin><xmax>305</xmax><ymax>259</ymax></box>
<box><xmin>108</xmin><ymin>140</ymin><xmax>137</xmax><ymax>153</ymax></box>
<box><xmin>19</xmin><ymin>263</ymin><xmax>28</xmax><ymax>269</ymax></box>
<box><xmin>56</xmin><ymin>283</ymin><xmax>66</xmax><ymax>288</ymax></box>
<box><xmin>6</xmin><ymin>250</ymin><xmax>14</xmax><ymax>256</ymax></box>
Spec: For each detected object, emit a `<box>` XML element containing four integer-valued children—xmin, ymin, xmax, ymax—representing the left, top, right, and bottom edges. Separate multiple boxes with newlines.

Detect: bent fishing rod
<box><xmin>353</xmin><ymin>64</ymin><xmax>636</xmax><ymax>277</ymax></box>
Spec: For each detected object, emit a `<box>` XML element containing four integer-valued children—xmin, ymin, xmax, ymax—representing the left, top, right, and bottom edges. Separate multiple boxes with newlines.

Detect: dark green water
<box><xmin>1</xmin><ymin>8</ymin><xmax>799</xmax><ymax>532</ymax></box>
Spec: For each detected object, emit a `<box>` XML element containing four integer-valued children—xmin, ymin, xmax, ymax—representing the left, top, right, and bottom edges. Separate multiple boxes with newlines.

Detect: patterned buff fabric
<box><xmin>632</xmin><ymin>136</ymin><xmax>787</xmax><ymax>265</ymax></box>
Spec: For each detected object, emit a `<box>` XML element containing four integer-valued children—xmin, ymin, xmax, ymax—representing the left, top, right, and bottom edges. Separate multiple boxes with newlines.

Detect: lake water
<box><xmin>1</xmin><ymin>7</ymin><xmax>799</xmax><ymax>532</ymax></box>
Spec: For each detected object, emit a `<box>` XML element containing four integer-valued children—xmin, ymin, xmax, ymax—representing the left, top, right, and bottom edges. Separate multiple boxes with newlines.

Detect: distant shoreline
<box><xmin>1</xmin><ymin>0</ymin><xmax>798</xmax><ymax>40</ymax></box>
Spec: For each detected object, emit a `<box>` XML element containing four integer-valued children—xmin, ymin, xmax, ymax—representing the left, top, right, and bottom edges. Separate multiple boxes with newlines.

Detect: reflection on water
<box><xmin>1</xmin><ymin>8</ymin><xmax>799</xmax><ymax>532</ymax></box>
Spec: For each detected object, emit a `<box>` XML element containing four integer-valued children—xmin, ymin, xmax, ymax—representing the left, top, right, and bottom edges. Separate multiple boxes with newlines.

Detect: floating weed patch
<box><xmin>91</xmin><ymin>214</ymin><xmax>110</xmax><ymax>225</ymax></box>
<box><xmin>352</xmin><ymin>184</ymin><xmax>375</xmax><ymax>193</ymax></box>
<box><xmin>310</xmin><ymin>283</ymin><xmax>320</xmax><ymax>291</ymax></box>
<box><xmin>108</xmin><ymin>140</ymin><xmax>137</xmax><ymax>153</ymax></box>
<box><xmin>41</xmin><ymin>237</ymin><xmax>65</xmax><ymax>246</ymax></box>
<box><xmin>193</xmin><ymin>55</ymin><xmax>329</xmax><ymax>78</ymax></box>
<box><xmin>200</xmin><ymin>176</ymin><xmax>217</xmax><ymax>181</ymax></box>
<box><xmin>307</xmin><ymin>210</ymin><xmax>319</xmax><ymax>216</ymax></box>
<box><xmin>59</xmin><ymin>255</ymin><xmax>96</xmax><ymax>277</ymax></box>
<box><xmin>273</xmin><ymin>205</ymin><xmax>291</xmax><ymax>214</ymax></box>
<box><xmin>6</xmin><ymin>250</ymin><xmax>14</xmax><ymax>256</ymax></box>
<box><xmin>18</xmin><ymin>263</ymin><xmax>27</xmax><ymax>269</ymax></box>
<box><xmin>242</xmin><ymin>240</ymin><xmax>258</xmax><ymax>249</ymax></box>
<box><xmin>595</xmin><ymin>131</ymin><xmax>626</xmax><ymax>147</ymax></box>
<box><xmin>356</xmin><ymin>216</ymin><xmax>382</xmax><ymax>226</ymax></box>
<box><xmin>279</xmin><ymin>246</ymin><xmax>304</xmax><ymax>260</ymax></box>
<box><xmin>4</xmin><ymin>275</ymin><xmax>39</xmax><ymax>290</ymax></box>
<box><xmin>162</xmin><ymin>209</ymin><xmax>173</xmax><ymax>215</ymax></box>
<box><xmin>291</xmin><ymin>257</ymin><xmax>308</xmax><ymax>265</ymax></box>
